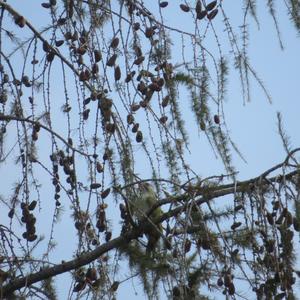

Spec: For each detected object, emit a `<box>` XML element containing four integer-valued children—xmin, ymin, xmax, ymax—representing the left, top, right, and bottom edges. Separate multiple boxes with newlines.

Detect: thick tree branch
<box><xmin>152</xmin><ymin>166</ymin><xmax>300</xmax><ymax>223</ymax></box>
<box><xmin>1</xmin><ymin>227</ymin><xmax>142</xmax><ymax>297</ymax></box>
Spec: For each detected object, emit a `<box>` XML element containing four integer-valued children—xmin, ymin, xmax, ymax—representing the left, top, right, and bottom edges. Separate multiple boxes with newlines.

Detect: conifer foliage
<box><xmin>0</xmin><ymin>0</ymin><xmax>300</xmax><ymax>299</ymax></box>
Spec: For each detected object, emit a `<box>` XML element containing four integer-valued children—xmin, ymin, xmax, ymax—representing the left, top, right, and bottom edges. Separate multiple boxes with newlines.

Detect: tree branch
<box><xmin>0</xmin><ymin>114</ymin><xmax>92</xmax><ymax>158</ymax></box>
<box><xmin>1</xmin><ymin>227</ymin><xmax>142</xmax><ymax>297</ymax></box>
<box><xmin>1</xmin><ymin>159</ymin><xmax>299</xmax><ymax>296</ymax></box>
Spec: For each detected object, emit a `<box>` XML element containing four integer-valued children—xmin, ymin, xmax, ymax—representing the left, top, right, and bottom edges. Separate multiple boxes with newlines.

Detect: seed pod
<box><xmin>217</xmin><ymin>278</ymin><xmax>223</xmax><ymax>287</ymax></box>
<box><xmin>134</xmin><ymin>56</ymin><xmax>145</xmax><ymax>65</ymax></box>
<box><xmin>110</xmin><ymin>281</ymin><xmax>119</xmax><ymax>292</ymax></box>
<box><xmin>114</xmin><ymin>66</ymin><xmax>121</xmax><ymax>81</ymax></box>
<box><xmin>55</xmin><ymin>184</ymin><xmax>61</xmax><ymax>193</ymax></box>
<box><xmin>77</xmin><ymin>55</ymin><xmax>83</xmax><ymax>66</ymax></box>
<box><xmin>125</xmin><ymin>71</ymin><xmax>135</xmax><ymax>83</ymax></box>
<box><xmin>119</xmin><ymin>202</ymin><xmax>126</xmax><ymax>214</ymax></box>
<box><xmin>136</xmin><ymin>73</ymin><xmax>142</xmax><ymax>81</ymax></box>
<box><xmin>14</xmin><ymin>15</ymin><xmax>26</xmax><ymax>28</ymax></box>
<box><xmin>22</xmin><ymin>75</ymin><xmax>29</xmax><ymax>85</ymax></box>
<box><xmin>24</xmin><ymin>81</ymin><xmax>31</xmax><ymax>88</ymax></box>
<box><xmin>285</xmin><ymin>211</ymin><xmax>293</xmax><ymax>227</ymax></box>
<box><xmin>105</xmin><ymin>231</ymin><xmax>112</xmax><ymax>242</ymax></box>
<box><xmin>139</xmin><ymin>100</ymin><xmax>148</xmax><ymax>108</ymax></box>
<box><xmin>164</xmin><ymin>236</ymin><xmax>172</xmax><ymax>249</ymax></box>
<box><xmin>67</xmin><ymin>0</ymin><xmax>74</xmax><ymax>17</ymax></box>
<box><xmin>96</xmin><ymin>162</ymin><xmax>104</xmax><ymax>173</ymax></box>
<box><xmin>265</xmin><ymin>239</ymin><xmax>275</xmax><ymax>253</ymax></box>
<box><xmin>293</xmin><ymin>217</ymin><xmax>300</xmax><ymax>231</ymax></box>
<box><xmin>157</xmin><ymin>78</ymin><xmax>164</xmax><ymax>87</ymax></box>
<box><xmin>46</xmin><ymin>52</ymin><xmax>55</xmax><ymax>62</ymax></box>
<box><xmin>99</xmin><ymin>97</ymin><xmax>113</xmax><ymax>111</ymax></box>
<box><xmin>214</xmin><ymin>114</ymin><xmax>220</xmax><ymax>124</ymax></box>
<box><xmin>3</xmin><ymin>74</ymin><xmax>9</xmax><ymax>83</ymax></box>
<box><xmin>134</xmin><ymin>46</ymin><xmax>142</xmax><ymax>57</ymax></box>
<box><xmin>132</xmin><ymin>123</ymin><xmax>139</xmax><ymax>133</ymax></box>
<box><xmin>27</xmin><ymin>234</ymin><xmax>37</xmax><ymax>242</ymax></box>
<box><xmin>106</xmin><ymin>54</ymin><xmax>117</xmax><ymax>67</ymax></box>
<box><xmin>206</xmin><ymin>0</ymin><xmax>217</xmax><ymax>11</ymax></box>
<box><xmin>197</xmin><ymin>10</ymin><xmax>207</xmax><ymax>20</ymax></box>
<box><xmin>286</xmin><ymin>229</ymin><xmax>294</xmax><ymax>242</ymax></box>
<box><xmin>86</xmin><ymin>268</ymin><xmax>97</xmax><ymax>281</ymax></box>
<box><xmin>224</xmin><ymin>274</ymin><xmax>232</xmax><ymax>287</ymax></box>
<box><xmin>131</xmin><ymin>103</ymin><xmax>140</xmax><ymax>112</ymax></box>
<box><xmin>173</xmin><ymin>286</ymin><xmax>180</xmax><ymax>297</ymax></box>
<box><xmin>82</xmin><ymin>109</ymin><xmax>90</xmax><ymax>120</ymax></box>
<box><xmin>57</xmin><ymin>17</ymin><xmax>67</xmax><ymax>25</ymax></box>
<box><xmin>110</xmin><ymin>37</ymin><xmax>119</xmax><ymax>49</ymax></box>
<box><xmin>76</xmin><ymin>47</ymin><xmax>86</xmax><ymax>55</ymax></box>
<box><xmin>275</xmin><ymin>292</ymin><xmax>287</xmax><ymax>299</ymax></box>
<box><xmin>266</xmin><ymin>212</ymin><xmax>274</xmax><ymax>225</ymax></box>
<box><xmin>202</xmin><ymin>238</ymin><xmax>210</xmax><ymax>250</ymax></box>
<box><xmin>140</xmin><ymin>70</ymin><xmax>153</xmax><ymax>78</ymax></box>
<box><xmin>136</xmin><ymin>131</ymin><xmax>143</xmax><ymax>143</ymax></box>
<box><xmin>148</xmin><ymin>82</ymin><xmax>161</xmax><ymax>92</ymax></box>
<box><xmin>162</xmin><ymin>95</ymin><xmax>170</xmax><ymax>107</ymax></box>
<box><xmin>41</xmin><ymin>2</ymin><xmax>51</xmax><ymax>8</ymax></box>
<box><xmin>276</xmin><ymin>213</ymin><xmax>284</xmax><ymax>225</ymax></box>
<box><xmin>272</xmin><ymin>200</ymin><xmax>280</xmax><ymax>210</ymax></box>
<box><xmin>55</xmin><ymin>40</ymin><xmax>64</xmax><ymax>47</ymax></box>
<box><xmin>160</xmin><ymin>1</ymin><xmax>168</xmax><ymax>8</ymax></box>
<box><xmin>195</xmin><ymin>1</ymin><xmax>202</xmax><ymax>14</ymax></box>
<box><xmin>184</xmin><ymin>239</ymin><xmax>191</xmax><ymax>253</ymax></box>
<box><xmin>90</xmin><ymin>183</ymin><xmax>101</xmax><ymax>189</ymax></box>
<box><xmin>160</xmin><ymin>115</ymin><xmax>168</xmax><ymax>124</ymax></box>
<box><xmin>231</xmin><ymin>222</ymin><xmax>242</xmax><ymax>230</ymax></box>
<box><xmin>43</xmin><ymin>41</ymin><xmax>51</xmax><ymax>53</ymax></box>
<box><xmin>64</xmin><ymin>31</ymin><xmax>72</xmax><ymax>40</ymax></box>
<box><xmin>133</xmin><ymin>22</ymin><xmax>140</xmax><ymax>31</ymax></box>
<box><xmin>94</xmin><ymin>50</ymin><xmax>102</xmax><ymax>62</ymax></box>
<box><xmin>84</xmin><ymin>69</ymin><xmax>90</xmax><ymax>80</ymax></box>
<box><xmin>90</xmin><ymin>238</ymin><xmax>98</xmax><ymax>246</ymax></box>
<box><xmin>145</xmin><ymin>91</ymin><xmax>155</xmax><ymax>103</ymax></box>
<box><xmin>228</xmin><ymin>282</ymin><xmax>235</xmax><ymax>295</ymax></box>
<box><xmin>101</xmin><ymin>188</ymin><xmax>111</xmax><ymax>199</ymax></box>
<box><xmin>145</xmin><ymin>27</ymin><xmax>154</xmax><ymax>38</ymax></box>
<box><xmin>128</xmin><ymin>3</ymin><xmax>135</xmax><ymax>15</ymax></box>
<box><xmin>127</xmin><ymin>114</ymin><xmax>134</xmax><ymax>125</ymax></box>
<box><xmin>28</xmin><ymin>200</ymin><xmax>37</xmax><ymax>211</ymax></box>
<box><xmin>79</xmin><ymin>70</ymin><xmax>86</xmax><ymax>81</ymax></box>
<box><xmin>234</xmin><ymin>204</ymin><xmax>243</xmax><ymax>211</ymax></box>
<box><xmin>103</xmin><ymin>149</ymin><xmax>112</xmax><ymax>161</ymax></box>
<box><xmin>105</xmin><ymin>123</ymin><xmax>116</xmax><ymax>134</ymax></box>
<box><xmin>79</xmin><ymin>36</ymin><xmax>87</xmax><ymax>45</ymax></box>
<box><xmin>32</xmin><ymin>130</ymin><xmax>38</xmax><ymax>141</ymax></box>
<box><xmin>207</xmin><ymin>8</ymin><xmax>218</xmax><ymax>20</ymax></box>
<box><xmin>137</xmin><ymin>81</ymin><xmax>147</xmax><ymax>94</ymax></box>
<box><xmin>73</xmin><ymin>281</ymin><xmax>86</xmax><ymax>292</ymax></box>
<box><xmin>92</xmin><ymin>63</ymin><xmax>99</xmax><ymax>74</ymax></box>
<box><xmin>8</xmin><ymin>208</ymin><xmax>14</xmax><ymax>218</ymax></box>
<box><xmin>13</xmin><ymin>79</ymin><xmax>21</xmax><ymax>86</ymax></box>
<box><xmin>180</xmin><ymin>4</ymin><xmax>190</xmax><ymax>12</ymax></box>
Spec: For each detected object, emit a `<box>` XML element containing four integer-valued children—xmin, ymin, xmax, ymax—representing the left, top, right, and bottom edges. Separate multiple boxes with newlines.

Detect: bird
<box><xmin>129</xmin><ymin>182</ymin><xmax>163</xmax><ymax>251</ymax></box>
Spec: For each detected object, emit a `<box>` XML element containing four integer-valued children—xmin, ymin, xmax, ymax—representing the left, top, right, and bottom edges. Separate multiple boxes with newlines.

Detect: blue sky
<box><xmin>1</xmin><ymin>1</ymin><xmax>300</xmax><ymax>299</ymax></box>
